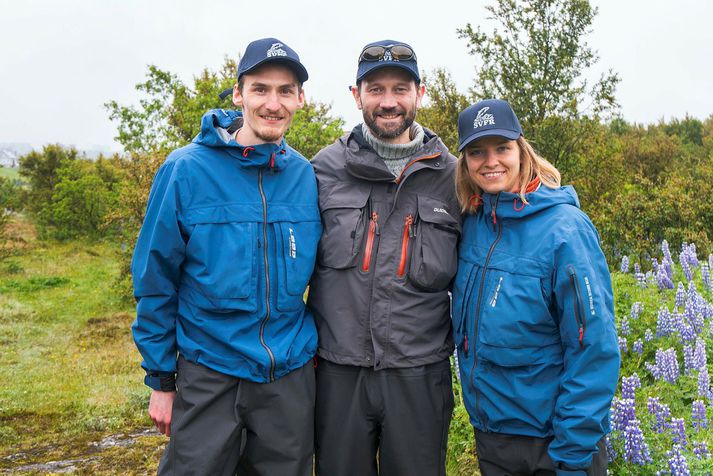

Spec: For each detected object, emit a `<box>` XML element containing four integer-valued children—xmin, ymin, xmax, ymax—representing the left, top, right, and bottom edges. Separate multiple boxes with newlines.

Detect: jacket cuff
<box><xmin>144</xmin><ymin>373</ymin><xmax>176</xmax><ymax>392</ymax></box>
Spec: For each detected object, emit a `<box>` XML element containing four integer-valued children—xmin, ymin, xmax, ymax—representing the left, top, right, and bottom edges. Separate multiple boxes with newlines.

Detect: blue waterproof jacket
<box><xmin>452</xmin><ymin>185</ymin><xmax>619</xmax><ymax>474</ymax></box>
<box><xmin>131</xmin><ymin>109</ymin><xmax>321</xmax><ymax>384</ymax></box>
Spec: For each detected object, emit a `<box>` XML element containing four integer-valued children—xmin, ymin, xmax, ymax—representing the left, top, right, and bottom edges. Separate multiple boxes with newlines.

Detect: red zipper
<box><xmin>397</xmin><ymin>214</ymin><xmax>414</xmax><ymax>277</ymax></box>
<box><xmin>394</xmin><ymin>153</ymin><xmax>441</xmax><ymax>184</ymax></box>
<box><xmin>361</xmin><ymin>211</ymin><xmax>379</xmax><ymax>272</ymax></box>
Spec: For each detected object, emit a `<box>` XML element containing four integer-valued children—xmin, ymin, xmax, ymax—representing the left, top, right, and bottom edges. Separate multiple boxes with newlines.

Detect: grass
<box><xmin>0</xmin><ymin>167</ymin><xmax>19</xmax><ymax>180</ymax></box>
<box><xmin>0</xmin><ymin>216</ymin><xmax>159</xmax><ymax>473</ymax></box>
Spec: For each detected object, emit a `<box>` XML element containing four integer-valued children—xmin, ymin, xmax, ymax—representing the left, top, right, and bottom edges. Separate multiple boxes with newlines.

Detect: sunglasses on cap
<box><xmin>359</xmin><ymin>44</ymin><xmax>416</xmax><ymax>62</ymax></box>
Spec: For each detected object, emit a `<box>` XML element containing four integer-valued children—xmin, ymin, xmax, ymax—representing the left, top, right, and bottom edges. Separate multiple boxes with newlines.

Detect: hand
<box><xmin>149</xmin><ymin>390</ymin><xmax>176</xmax><ymax>436</ymax></box>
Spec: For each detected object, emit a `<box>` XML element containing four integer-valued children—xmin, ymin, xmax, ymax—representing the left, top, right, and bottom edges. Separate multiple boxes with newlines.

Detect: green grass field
<box><xmin>0</xmin><ymin>167</ymin><xmax>19</xmax><ymax>180</ymax></box>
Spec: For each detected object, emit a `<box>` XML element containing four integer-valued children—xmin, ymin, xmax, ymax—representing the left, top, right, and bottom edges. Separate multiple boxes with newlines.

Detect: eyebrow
<box><xmin>249</xmin><ymin>81</ymin><xmax>298</xmax><ymax>89</ymax></box>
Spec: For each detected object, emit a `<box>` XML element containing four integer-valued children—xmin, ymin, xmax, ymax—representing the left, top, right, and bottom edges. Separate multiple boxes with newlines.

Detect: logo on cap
<box><xmin>473</xmin><ymin>107</ymin><xmax>495</xmax><ymax>129</ymax></box>
<box><xmin>267</xmin><ymin>42</ymin><xmax>287</xmax><ymax>58</ymax></box>
<box><xmin>381</xmin><ymin>50</ymin><xmax>393</xmax><ymax>62</ymax></box>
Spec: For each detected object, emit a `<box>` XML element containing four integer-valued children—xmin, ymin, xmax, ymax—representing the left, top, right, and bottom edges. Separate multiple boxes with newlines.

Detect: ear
<box><xmin>415</xmin><ymin>83</ymin><xmax>426</xmax><ymax>108</ymax></box>
<box><xmin>232</xmin><ymin>84</ymin><xmax>243</xmax><ymax>108</ymax></box>
<box><xmin>351</xmin><ymin>85</ymin><xmax>363</xmax><ymax>110</ymax></box>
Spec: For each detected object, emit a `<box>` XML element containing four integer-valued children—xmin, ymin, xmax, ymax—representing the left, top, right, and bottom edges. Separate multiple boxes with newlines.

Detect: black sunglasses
<box><xmin>359</xmin><ymin>44</ymin><xmax>416</xmax><ymax>62</ymax></box>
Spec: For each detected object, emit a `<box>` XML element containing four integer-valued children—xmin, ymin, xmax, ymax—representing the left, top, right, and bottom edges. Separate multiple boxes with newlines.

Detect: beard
<box><xmin>363</xmin><ymin>106</ymin><xmax>416</xmax><ymax>140</ymax></box>
<box><xmin>254</xmin><ymin>125</ymin><xmax>285</xmax><ymax>143</ymax></box>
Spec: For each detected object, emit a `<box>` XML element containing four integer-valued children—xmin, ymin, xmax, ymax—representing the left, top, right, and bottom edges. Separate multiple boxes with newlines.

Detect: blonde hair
<box><xmin>455</xmin><ymin>136</ymin><xmax>561</xmax><ymax>214</ymax></box>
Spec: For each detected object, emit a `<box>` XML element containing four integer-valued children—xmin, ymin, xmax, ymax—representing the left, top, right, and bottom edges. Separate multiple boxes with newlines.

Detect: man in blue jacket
<box><xmin>131</xmin><ymin>38</ymin><xmax>321</xmax><ymax>476</ymax></box>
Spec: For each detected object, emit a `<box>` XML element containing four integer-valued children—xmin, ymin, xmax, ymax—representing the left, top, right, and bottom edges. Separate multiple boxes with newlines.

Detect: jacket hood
<box><xmin>481</xmin><ymin>185</ymin><xmax>580</xmax><ymax>220</ymax></box>
<box><xmin>193</xmin><ymin>108</ymin><xmax>291</xmax><ymax>170</ymax></box>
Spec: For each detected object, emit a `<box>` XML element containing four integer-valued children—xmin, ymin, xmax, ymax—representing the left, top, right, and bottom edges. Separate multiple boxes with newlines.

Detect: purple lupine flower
<box><xmin>648</xmin><ymin>397</ymin><xmax>671</xmax><ymax>433</ymax></box>
<box><xmin>633</xmin><ymin>339</ymin><xmax>643</xmax><ymax>354</ymax></box>
<box><xmin>453</xmin><ymin>350</ymin><xmax>460</xmax><ymax>380</ymax></box>
<box><xmin>657</xmin><ymin>307</ymin><xmax>672</xmax><ymax>337</ymax></box>
<box><xmin>618</xmin><ymin>336</ymin><xmax>628</xmax><ymax>354</ymax></box>
<box><xmin>686</xmin><ymin>243</ymin><xmax>699</xmax><ymax>267</ymax></box>
<box><xmin>668</xmin><ymin>444</ymin><xmax>690</xmax><ymax>476</ymax></box>
<box><xmin>634</xmin><ymin>262</ymin><xmax>641</xmax><ymax>275</ymax></box>
<box><xmin>693</xmin><ymin>338</ymin><xmax>707</xmax><ymax>369</ymax></box>
<box><xmin>651</xmin><ymin>258</ymin><xmax>659</xmax><ymax>274</ymax></box>
<box><xmin>680</xmin><ymin>245</ymin><xmax>695</xmax><ymax>281</ymax></box>
<box><xmin>621</xmin><ymin>255</ymin><xmax>630</xmax><ymax>273</ymax></box>
<box><xmin>697</xmin><ymin>366</ymin><xmax>710</xmax><ymax>399</ymax></box>
<box><xmin>702</xmin><ymin>263</ymin><xmax>711</xmax><ymax>291</ymax></box>
<box><xmin>623</xmin><ymin>419</ymin><xmax>652</xmax><ymax>465</ymax></box>
<box><xmin>606</xmin><ymin>435</ymin><xmax>617</xmax><ymax>463</ymax></box>
<box><xmin>683</xmin><ymin>345</ymin><xmax>695</xmax><ymax>376</ymax></box>
<box><xmin>658</xmin><ymin>263</ymin><xmax>674</xmax><ymax>289</ymax></box>
<box><xmin>644</xmin><ymin>328</ymin><xmax>654</xmax><ymax>342</ymax></box>
<box><xmin>635</xmin><ymin>272</ymin><xmax>647</xmax><ymax>288</ymax></box>
<box><xmin>621</xmin><ymin>316</ymin><xmax>630</xmax><ymax>336</ymax></box>
<box><xmin>684</xmin><ymin>299</ymin><xmax>703</xmax><ymax>336</ymax></box>
<box><xmin>622</xmin><ymin>374</ymin><xmax>641</xmax><ymax>400</ymax></box>
<box><xmin>630</xmin><ymin>302</ymin><xmax>643</xmax><ymax>320</ymax></box>
<box><xmin>692</xmin><ymin>400</ymin><xmax>707</xmax><ymax>430</ymax></box>
<box><xmin>671</xmin><ymin>417</ymin><xmax>687</xmax><ymax>447</ymax></box>
<box><xmin>657</xmin><ymin>348</ymin><xmax>680</xmax><ymax>384</ymax></box>
<box><xmin>662</xmin><ymin>240</ymin><xmax>672</xmax><ymax>261</ymax></box>
<box><xmin>678</xmin><ymin>321</ymin><xmax>695</xmax><ymax>344</ymax></box>
<box><xmin>675</xmin><ymin>282</ymin><xmax>686</xmax><ymax>308</ymax></box>
<box><xmin>693</xmin><ymin>441</ymin><xmax>710</xmax><ymax>460</ymax></box>
<box><xmin>709</xmin><ymin>254</ymin><xmax>713</xmax><ymax>276</ymax></box>
<box><xmin>611</xmin><ymin>397</ymin><xmax>636</xmax><ymax>432</ymax></box>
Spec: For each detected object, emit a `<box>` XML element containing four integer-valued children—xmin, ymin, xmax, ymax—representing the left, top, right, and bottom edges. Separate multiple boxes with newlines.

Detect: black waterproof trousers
<box><xmin>475</xmin><ymin>430</ymin><xmax>608</xmax><ymax>476</ymax></box>
<box><xmin>315</xmin><ymin>358</ymin><xmax>454</xmax><ymax>476</ymax></box>
<box><xmin>157</xmin><ymin>356</ymin><xmax>315</xmax><ymax>476</ymax></box>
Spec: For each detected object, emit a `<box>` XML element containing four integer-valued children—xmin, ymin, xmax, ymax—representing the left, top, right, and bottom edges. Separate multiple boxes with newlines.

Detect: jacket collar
<box><xmin>193</xmin><ymin>109</ymin><xmax>290</xmax><ymax>170</ymax></box>
<box><xmin>343</xmin><ymin>124</ymin><xmax>448</xmax><ymax>182</ymax></box>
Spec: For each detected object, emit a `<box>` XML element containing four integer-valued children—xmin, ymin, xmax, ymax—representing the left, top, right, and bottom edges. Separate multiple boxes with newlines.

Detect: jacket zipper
<box><xmin>470</xmin><ymin>194</ymin><xmax>502</xmax><ymax>427</ymax></box>
<box><xmin>394</xmin><ymin>153</ymin><xmax>441</xmax><ymax>184</ymax></box>
<box><xmin>396</xmin><ymin>214</ymin><xmax>414</xmax><ymax>277</ymax></box>
<box><xmin>361</xmin><ymin>211</ymin><xmax>379</xmax><ymax>272</ymax></box>
<box><xmin>567</xmin><ymin>265</ymin><xmax>587</xmax><ymax>348</ymax></box>
<box><xmin>258</xmin><ymin>168</ymin><xmax>276</xmax><ymax>381</ymax></box>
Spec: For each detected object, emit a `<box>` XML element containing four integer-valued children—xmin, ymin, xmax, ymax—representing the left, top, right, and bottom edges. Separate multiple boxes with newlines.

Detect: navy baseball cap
<box><xmin>457</xmin><ymin>99</ymin><xmax>523</xmax><ymax>151</ymax></box>
<box><xmin>237</xmin><ymin>37</ymin><xmax>308</xmax><ymax>83</ymax></box>
<box><xmin>356</xmin><ymin>40</ymin><xmax>420</xmax><ymax>83</ymax></box>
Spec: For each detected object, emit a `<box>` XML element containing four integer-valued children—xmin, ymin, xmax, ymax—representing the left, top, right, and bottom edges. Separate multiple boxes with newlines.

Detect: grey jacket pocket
<box><xmin>409</xmin><ymin>196</ymin><xmax>460</xmax><ymax>291</ymax></box>
<box><xmin>317</xmin><ymin>184</ymin><xmax>371</xmax><ymax>269</ymax></box>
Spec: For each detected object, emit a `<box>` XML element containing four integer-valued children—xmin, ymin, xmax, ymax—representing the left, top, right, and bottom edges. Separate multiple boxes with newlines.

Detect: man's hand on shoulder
<box><xmin>149</xmin><ymin>390</ymin><xmax>176</xmax><ymax>436</ymax></box>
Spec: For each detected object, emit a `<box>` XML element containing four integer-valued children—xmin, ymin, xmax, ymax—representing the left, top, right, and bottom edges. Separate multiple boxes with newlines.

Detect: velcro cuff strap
<box><xmin>144</xmin><ymin>374</ymin><xmax>176</xmax><ymax>392</ymax></box>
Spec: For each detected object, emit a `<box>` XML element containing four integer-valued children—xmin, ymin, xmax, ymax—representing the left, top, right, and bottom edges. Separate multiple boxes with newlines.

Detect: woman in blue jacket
<box><xmin>452</xmin><ymin>99</ymin><xmax>619</xmax><ymax>476</ymax></box>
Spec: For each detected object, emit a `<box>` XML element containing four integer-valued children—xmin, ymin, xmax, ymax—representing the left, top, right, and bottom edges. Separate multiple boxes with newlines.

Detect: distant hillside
<box><xmin>0</xmin><ymin>143</ymin><xmax>116</xmax><ymax>168</ymax></box>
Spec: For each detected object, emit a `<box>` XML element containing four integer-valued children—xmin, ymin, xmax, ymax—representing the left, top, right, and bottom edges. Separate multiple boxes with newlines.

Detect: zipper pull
<box><xmin>407</xmin><ymin>214</ymin><xmax>414</xmax><ymax>238</ymax></box>
<box><xmin>373</xmin><ymin>211</ymin><xmax>380</xmax><ymax>235</ymax></box>
<box><xmin>464</xmin><ymin>335</ymin><xmax>469</xmax><ymax>357</ymax></box>
<box><xmin>578</xmin><ymin>327</ymin><xmax>584</xmax><ymax>347</ymax></box>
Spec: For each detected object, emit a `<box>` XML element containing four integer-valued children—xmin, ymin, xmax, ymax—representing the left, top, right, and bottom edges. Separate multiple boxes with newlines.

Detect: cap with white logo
<box><xmin>457</xmin><ymin>99</ymin><xmax>522</xmax><ymax>151</ymax></box>
<box><xmin>237</xmin><ymin>37</ymin><xmax>309</xmax><ymax>83</ymax></box>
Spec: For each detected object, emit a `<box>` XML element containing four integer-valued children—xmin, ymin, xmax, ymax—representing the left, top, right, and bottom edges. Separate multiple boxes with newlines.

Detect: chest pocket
<box><xmin>273</xmin><ymin>212</ymin><xmax>322</xmax><ymax>312</ymax></box>
<box><xmin>409</xmin><ymin>196</ymin><xmax>461</xmax><ymax>291</ymax></box>
<box><xmin>182</xmin><ymin>205</ymin><xmax>260</xmax><ymax>313</ymax></box>
<box><xmin>317</xmin><ymin>184</ymin><xmax>371</xmax><ymax>269</ymax></box>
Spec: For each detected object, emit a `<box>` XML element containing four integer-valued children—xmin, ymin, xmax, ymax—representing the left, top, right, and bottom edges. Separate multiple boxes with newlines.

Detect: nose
<box><xmin>379</xmin><ymin>91</ymin><xmax>398</xmax><ymax>109</ymax></box>
<box><xmin>482</xmin><ymin>150</ymin><xmax>498</xmax><ymax>166</ymax></box>
<box><xmin>265</xmin><ymin>91</ymin><xmax>281</xmax><ymax>111</ymax></box>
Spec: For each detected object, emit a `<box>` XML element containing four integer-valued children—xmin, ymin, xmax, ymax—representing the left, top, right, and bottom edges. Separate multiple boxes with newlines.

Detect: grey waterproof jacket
<box><xmin>307</xmin><ymin>125</ymin><xmax>460</xmax><ymax>369</ymax></box>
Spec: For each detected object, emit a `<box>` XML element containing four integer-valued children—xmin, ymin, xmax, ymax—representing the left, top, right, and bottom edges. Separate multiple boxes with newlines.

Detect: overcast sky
<box><xmin>1</xmin><ymin>0</ymin><xmax>711</xmax><ymax>151</ymax></box>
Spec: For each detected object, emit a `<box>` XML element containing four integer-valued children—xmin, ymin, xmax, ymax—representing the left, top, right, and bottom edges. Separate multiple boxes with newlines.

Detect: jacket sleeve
<box><xmin>130</xmin><ymin>159</ymin><xmax>187</xmax><ymax>376</ymax></box>
<box><xmin>548</xmin><ymin>220</ymin><xmax>620</xmax><ymax>470</ymax></box>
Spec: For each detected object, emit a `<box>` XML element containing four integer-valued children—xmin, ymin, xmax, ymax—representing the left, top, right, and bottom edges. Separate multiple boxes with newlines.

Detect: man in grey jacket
<box><xmin>308</xmin><ymin>40</ymin><xmax>460</xmax><ymax>476</ymax></box>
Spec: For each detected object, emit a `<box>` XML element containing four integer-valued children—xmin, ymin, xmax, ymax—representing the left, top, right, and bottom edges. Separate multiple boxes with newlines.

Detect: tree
<box><xmin>106</xmin><ymin>58</ymin><xmax>344</xmax><ymax>157</ymax></box>
<box><xmin>418</xmin><ymin>68</ymin><xmax>470</xmax><ymax>154</ymax></box>
<box><xmin>19</xmin><ymin>144</ymin><xmax>78</xmax><ymax>214</ymax></box>
<box><xmin>457</xmin><ymin>0</ymin><xmax>619</xmax><ymax>166</ymax></box>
